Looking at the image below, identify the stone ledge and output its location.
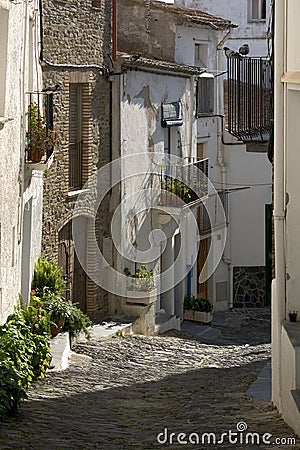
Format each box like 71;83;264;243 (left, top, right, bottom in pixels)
49;332;71;372
283;321;300;348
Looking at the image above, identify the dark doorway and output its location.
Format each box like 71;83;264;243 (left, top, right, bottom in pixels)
58;219;87;312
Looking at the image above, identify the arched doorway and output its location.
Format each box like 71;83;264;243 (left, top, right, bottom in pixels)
58;218;87;312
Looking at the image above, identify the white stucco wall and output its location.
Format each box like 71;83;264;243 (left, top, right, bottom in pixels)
176;0;270;57
272;0;300;437
226;144;272;266
285;89;300;315
175;25;219;69
0;0;43;322
119;68;197;311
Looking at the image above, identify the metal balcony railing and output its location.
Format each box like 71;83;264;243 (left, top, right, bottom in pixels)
26;92;54;166
155;160;209;207
225;56;272;142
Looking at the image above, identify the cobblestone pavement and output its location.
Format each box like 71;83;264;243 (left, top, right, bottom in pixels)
0;309;299;450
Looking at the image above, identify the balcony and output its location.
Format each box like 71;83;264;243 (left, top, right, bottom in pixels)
156;160;209;207
25;92;55;171
225;56;272;142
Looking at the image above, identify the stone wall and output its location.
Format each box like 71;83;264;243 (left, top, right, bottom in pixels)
41;0;112;318
233;266;266;308
118;0;177;60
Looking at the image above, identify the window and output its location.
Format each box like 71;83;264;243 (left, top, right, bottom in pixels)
69;84;83;190
194;43;208;68
0;8;9;117
161;102;183;127
249;0;266;21
196;73;214;116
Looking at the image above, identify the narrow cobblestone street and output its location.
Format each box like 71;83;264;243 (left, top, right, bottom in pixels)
0;310;299;450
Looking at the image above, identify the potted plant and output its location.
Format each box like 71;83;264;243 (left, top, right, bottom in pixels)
124;266;157;305
31;256;92;338
26;102;56;163
184;295;213;324
41;292;72;337
289;310;298;322
161;178;192;206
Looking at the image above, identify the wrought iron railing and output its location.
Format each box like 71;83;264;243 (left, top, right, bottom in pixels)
156;160;209;207
26;92;55;164
226;56;272;142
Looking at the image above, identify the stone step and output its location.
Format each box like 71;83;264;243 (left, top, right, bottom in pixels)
155;313;181;335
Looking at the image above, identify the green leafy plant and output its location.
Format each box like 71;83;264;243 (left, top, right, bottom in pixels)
21;294;51;336
162;178;192;200
32;255;66;297
40;290;72;328
124;265;156;292
0;309;51;417
32;256;92;338
64;303;92;339
184;295;213;313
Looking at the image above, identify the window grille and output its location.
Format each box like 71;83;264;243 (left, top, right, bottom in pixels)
161;102;183;127
226;56;272;142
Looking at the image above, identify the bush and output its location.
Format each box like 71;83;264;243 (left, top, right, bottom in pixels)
32;255;66;297
0;309;51;417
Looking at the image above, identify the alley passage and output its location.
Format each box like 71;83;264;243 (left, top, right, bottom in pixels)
0;312;299;450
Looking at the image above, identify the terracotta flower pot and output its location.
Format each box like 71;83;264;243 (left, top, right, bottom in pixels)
27;145;45;163
50;325;63;337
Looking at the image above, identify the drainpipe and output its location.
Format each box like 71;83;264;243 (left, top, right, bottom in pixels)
272;0;286;409
216;29;233;308
112;0;117;62
38;0;108;75
188;75;195;162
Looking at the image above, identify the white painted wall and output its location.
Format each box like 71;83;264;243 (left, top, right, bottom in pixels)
0;0;43;322
119;68;197;316
226;144;272;265
176;0;271;57
272;0;300;437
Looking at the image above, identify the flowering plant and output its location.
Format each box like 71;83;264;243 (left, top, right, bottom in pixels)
26;102;56;152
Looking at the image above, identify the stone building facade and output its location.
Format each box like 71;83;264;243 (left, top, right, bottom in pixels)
40;0;112;318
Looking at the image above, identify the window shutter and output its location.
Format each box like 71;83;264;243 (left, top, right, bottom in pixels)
69;84;83;190
197;74;214;116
